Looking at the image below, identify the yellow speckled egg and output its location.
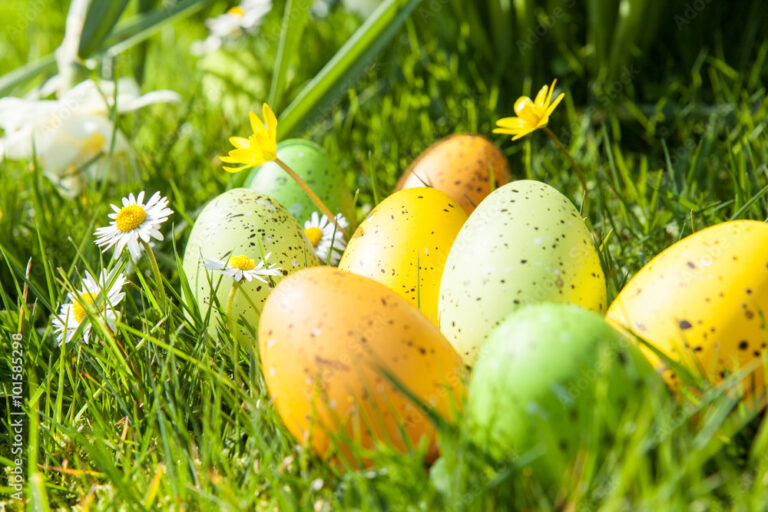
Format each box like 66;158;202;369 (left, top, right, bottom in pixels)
258;267;466;464
395;134;512;213
607;220;768;404
439;180;607;366
339;188;468;325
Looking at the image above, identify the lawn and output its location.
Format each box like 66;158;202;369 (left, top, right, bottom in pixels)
2;0;768;510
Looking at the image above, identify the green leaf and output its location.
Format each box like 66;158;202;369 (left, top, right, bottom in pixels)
102;0;216;58
78;0;131;58
0;54;56;97
0;0;214;97
268;0;313;111
277;0;423;139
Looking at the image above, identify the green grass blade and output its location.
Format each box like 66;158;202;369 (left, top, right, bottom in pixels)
78;0;131;58
268;0;313;111
102;0;216;58
277;0;423;138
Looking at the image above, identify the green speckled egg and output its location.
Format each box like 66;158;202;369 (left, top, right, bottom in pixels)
438;180;606;366
182;188;319;341
244;139;355;227
468;303;657;487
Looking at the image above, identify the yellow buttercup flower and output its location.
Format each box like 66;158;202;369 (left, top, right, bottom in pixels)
220;102;278;173
494;79;565;141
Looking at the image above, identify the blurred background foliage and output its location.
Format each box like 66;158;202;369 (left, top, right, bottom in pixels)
1;0;767;291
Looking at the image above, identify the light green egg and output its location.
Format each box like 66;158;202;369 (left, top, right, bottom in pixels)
438;180;607;366
467;303;658;489
244;139;356;228
182;188;319;342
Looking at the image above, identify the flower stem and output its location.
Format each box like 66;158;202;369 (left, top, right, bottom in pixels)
226;282;240;383
542;127;589;216
274;157;347;238
141;240;167;308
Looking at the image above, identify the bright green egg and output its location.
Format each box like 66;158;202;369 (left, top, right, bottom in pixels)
182;188;319;342
467;303;658;488
244;139;355;227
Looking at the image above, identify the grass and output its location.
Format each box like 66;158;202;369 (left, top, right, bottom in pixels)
2;0;768;509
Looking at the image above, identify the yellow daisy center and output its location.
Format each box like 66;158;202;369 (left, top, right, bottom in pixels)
227;6;245;16
115;205;147;232
72;293;99;323
304;227;323;247
229;254;256;271
81;132;106;155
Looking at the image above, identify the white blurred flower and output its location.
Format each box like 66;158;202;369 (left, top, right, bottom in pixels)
203;252;282;283
52;269;127;346
0;78;180;196
342;0;381;17
192;0;273;55
311;0;333;17
303;212;348;265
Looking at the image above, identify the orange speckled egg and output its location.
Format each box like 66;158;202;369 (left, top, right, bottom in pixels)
258;267;466;464
395;134;512;213
607;220;768;405
339;188;467;325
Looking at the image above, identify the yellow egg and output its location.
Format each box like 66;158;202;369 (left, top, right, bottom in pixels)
339;188;468;325
258;267;466;464
395;134;512;214
607;220;768;404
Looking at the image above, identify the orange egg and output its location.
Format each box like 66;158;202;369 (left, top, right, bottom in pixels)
395;134;512;213
258;267;466;464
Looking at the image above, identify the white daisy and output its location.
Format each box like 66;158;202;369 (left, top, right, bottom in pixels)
303;212;348;265
203;252;283;283
94;191;173;261
0;78;180;196
51;269;127;346
191;0;273;55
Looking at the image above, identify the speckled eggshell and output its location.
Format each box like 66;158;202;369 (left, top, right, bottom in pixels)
245;139;355;227
258;267;466;464
338;188;468;325
395;134;512;214
607;220;768;404
439;180;607;366
182;188;319;340
468;303;656;487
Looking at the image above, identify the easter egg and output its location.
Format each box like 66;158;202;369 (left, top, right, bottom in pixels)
468;303;656;486
339;188;468;325
182;188;319;340
439;180;606;366
395;134;512;213
258;267;466;463
607;220;768;403
245;139;355;227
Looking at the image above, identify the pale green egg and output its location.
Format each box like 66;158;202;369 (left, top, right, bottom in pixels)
438;180;606;366
182;188;319;342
